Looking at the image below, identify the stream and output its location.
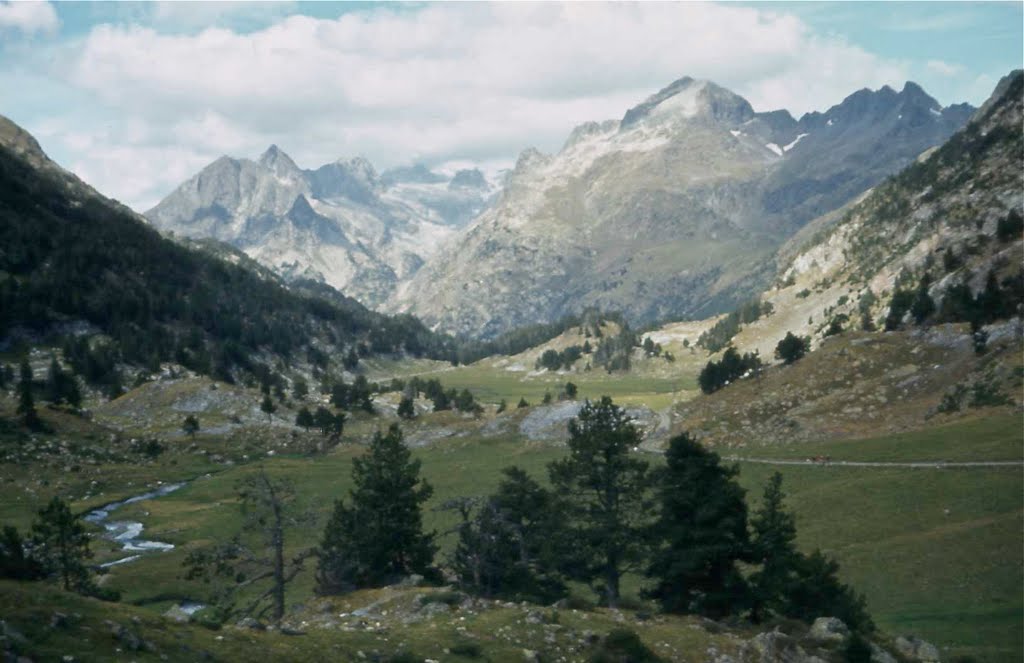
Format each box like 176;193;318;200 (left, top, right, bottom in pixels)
84;481;186;567
84;481;206;615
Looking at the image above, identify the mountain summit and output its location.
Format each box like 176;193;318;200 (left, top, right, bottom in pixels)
390;77;975;338
146;150;495;307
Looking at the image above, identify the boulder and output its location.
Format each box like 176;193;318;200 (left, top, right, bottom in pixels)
808;617;849;642
894;636;940;662
870;643;898;663
743;630;827;663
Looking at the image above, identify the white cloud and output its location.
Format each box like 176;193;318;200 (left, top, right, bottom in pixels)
0;0;58;35
49;2;912;210
927;60;965;77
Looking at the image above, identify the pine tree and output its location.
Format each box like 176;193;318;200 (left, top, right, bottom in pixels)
31;497;92;591
774;332;809;365
316;424;435;592
910;274;936;324
453;467;567;602
644;432;751;618
548;397;651;607
517;397;529;409
182;414;200;438
295;407;314;431
397;395;416;420
0;526;44;580
785;550;874;634
260;394;277;421
748;472;799;622
16;358;41;430
314;406;344;436
292;378;308;401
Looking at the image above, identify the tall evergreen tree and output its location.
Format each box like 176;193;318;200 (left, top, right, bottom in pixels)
0;526;44;581
260;394;277;421
910;273;936;324
30;497;92;592
316;424;435;592
295;407;314;431
644;433;751;618
785;550;874;634
748;472;799;622
453;467;566;602
16;358;41;430
397;395;416;420
548;397;651;607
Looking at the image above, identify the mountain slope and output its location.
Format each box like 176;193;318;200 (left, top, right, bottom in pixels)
0;115;455;385
146;148;495;307
725;69;1023;361
392;77;973;338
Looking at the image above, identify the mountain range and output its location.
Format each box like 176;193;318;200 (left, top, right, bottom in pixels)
147;77;974;338
146;148;495;308
392;77;974;337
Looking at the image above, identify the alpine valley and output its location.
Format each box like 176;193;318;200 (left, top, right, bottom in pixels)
0;33;1021;663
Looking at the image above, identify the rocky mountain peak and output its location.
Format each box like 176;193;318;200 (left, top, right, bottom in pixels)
0;114;47;167
257;144;303;179
620;76;754;129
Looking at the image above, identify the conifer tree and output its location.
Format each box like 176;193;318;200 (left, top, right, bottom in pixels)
31;497;92;591
295;407;314;431
910;273;936;324
182;414;200;438
748;472;799;622
316;425;435;592
16;358;41;430
397;395;416;420
548;397;651;607
644;432;751;618
260;394;277;421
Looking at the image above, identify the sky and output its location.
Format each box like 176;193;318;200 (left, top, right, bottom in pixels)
1;1;1021;212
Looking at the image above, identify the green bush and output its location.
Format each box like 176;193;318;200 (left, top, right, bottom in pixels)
589;628;662;663
449;641;484;658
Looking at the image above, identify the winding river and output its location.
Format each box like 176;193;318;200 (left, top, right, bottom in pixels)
84;482;186;568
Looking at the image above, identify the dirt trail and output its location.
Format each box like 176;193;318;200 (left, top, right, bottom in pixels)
722;457;1023;469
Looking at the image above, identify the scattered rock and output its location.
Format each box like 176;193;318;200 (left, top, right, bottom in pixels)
236;617;265;631
808;617;849;642
894;636;941;662
397;574;425;588
870;643;898;663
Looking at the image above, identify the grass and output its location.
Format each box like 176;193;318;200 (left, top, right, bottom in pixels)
728;413;1024;462
1;382;1020;661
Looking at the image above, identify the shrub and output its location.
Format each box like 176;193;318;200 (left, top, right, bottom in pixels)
589;628;662;663
774;333;809;365
449;642;484;658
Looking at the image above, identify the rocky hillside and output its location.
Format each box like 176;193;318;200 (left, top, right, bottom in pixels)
146;147;495;307
392;76;973;338
722;70;1023;360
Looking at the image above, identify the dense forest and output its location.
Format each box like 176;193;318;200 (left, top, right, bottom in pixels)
0;144;458;385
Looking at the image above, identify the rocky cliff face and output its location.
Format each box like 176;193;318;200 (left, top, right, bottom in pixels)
392;77;973;338
146;149;495;307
